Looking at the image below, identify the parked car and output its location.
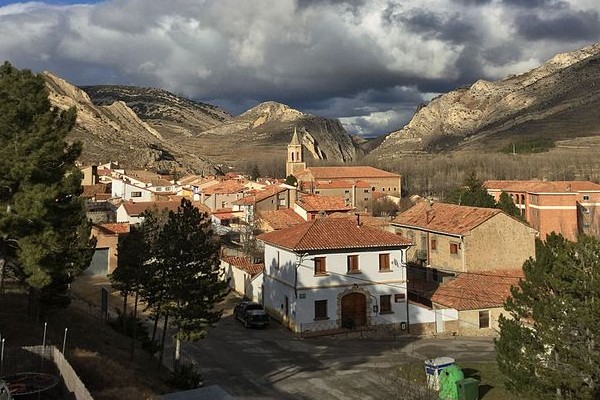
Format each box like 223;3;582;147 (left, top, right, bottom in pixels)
234;301;269;328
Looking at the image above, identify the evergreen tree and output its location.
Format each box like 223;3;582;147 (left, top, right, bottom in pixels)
496;191;524;220
154;199;229;369
445;171;496;208
495;234;600;399
0;62;94;311
284;174;298;187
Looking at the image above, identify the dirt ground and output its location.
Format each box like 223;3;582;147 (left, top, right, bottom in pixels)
0;280;174;400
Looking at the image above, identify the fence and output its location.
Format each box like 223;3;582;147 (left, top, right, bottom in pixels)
1;345;93;400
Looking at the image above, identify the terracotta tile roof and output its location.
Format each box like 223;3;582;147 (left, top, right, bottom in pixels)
81;183;110;198
328;212;391;229
302;166;401;179
484;180;600;193
314;180;371;189
296;195;354;212
94;222;130;235
125;170;173;186
392;202;501;235
258;217;412;251
122;200;210;216
221;256;264;277
431;269;524;310
201;180;246;195
259;208;305;230
233;187;286;205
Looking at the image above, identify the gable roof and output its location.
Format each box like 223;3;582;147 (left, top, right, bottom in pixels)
121;200;210;216
202;180;246;195
258;217;412;252
484;180;600;193
81;183;110;198
295;194;354;212
392;202;501;236
431;269;523;310
300;166;400;180
221;256;264;277
259;208;305;230
94;222;130;235
233;186;286;206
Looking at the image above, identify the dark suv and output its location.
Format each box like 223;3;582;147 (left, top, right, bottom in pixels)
234;301;270;328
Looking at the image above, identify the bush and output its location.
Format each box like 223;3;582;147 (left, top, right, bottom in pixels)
170;362;203;390
108;309;156;353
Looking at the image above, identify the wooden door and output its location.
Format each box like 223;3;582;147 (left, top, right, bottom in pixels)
341;293;367;328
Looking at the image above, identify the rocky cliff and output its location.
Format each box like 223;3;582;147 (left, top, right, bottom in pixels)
44;72;217;173
372;42;600;158
174;101;358;166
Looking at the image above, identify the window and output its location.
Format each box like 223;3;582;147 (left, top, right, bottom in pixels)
479;310;490;329
379;253;391;271
314;300;328;320
279;198;286;206
275;251;280;269
380;295;392;313
395;229;403;236
450;243;458;254
394;293;405;302
347;255;360;273
156;187;163;192
364;189;369;194
431;239;437;251
583;195;590;201
345;190;350;194
131;191;142;197
314;257;327;275
315;190;320;194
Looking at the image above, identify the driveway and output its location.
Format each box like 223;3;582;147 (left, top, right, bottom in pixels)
181;312;496;400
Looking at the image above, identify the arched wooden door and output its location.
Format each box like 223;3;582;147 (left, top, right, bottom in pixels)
341;292;367;328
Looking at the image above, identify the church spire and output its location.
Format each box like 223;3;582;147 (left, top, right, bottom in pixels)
290;126;301;146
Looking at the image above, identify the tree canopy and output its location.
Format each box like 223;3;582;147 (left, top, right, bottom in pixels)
0;62;94;303
495;234;600;399
445;171;496;208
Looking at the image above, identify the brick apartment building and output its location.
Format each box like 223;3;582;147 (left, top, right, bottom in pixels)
484;180;600;240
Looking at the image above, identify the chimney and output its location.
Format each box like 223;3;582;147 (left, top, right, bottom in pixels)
425;198;435;223
355;212;362;227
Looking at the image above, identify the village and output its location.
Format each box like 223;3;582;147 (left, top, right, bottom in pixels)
69;129;600;399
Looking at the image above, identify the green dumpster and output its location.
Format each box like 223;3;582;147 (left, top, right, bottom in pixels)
457;377;479;400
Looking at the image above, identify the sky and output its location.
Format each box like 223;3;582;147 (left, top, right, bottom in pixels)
1;0;600;137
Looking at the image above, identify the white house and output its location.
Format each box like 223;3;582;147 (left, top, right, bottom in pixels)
220;256;264;303
258;217;413;334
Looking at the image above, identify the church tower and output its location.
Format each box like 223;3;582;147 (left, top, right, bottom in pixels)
286;127;306;177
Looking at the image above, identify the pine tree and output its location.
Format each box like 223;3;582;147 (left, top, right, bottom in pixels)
0;62;94;312
445;171;496;208
496;191;524;220
495;234;600;399
154;198;229;369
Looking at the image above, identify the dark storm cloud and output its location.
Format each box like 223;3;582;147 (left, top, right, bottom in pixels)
400;10;476;44
1;0;599;136
515;10;600;41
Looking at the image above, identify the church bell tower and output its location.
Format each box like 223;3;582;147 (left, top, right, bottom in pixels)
286;127;306;177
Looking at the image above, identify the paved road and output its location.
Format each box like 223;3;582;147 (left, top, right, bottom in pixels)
181;314;496;400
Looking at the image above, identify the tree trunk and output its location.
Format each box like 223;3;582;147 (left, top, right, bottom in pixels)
174;336;181;373
151;309;160;345
0;259;5;296
122;290;128;331
130;290;139;361
158;313;169;370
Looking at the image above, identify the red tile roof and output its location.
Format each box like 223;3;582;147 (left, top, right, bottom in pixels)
258;217;412;251
221;256;264;277
81;183;110;198
301;166;400;179
431;269;524;310
392;202;501;235
259;208;305;230
328;212;391;229
296;195;354;212
233;186;286;205
484;180;600;193
94;222;130;235
314;180;372;189
202;180;246;195
122;200;210;216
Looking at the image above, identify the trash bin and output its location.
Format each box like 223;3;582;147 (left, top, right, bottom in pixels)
424;357;455;391
457;377;479;400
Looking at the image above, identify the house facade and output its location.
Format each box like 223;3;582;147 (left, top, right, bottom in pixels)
258;218;412;333
484;180;600;240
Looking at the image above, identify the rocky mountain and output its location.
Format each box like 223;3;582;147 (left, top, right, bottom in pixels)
170;101;358;166
44;72;218;173
81;85;232;138
372;42;600;158
81;86;357;170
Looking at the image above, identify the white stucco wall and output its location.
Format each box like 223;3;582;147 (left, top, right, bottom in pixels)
111;179;152;201
262;243;409;332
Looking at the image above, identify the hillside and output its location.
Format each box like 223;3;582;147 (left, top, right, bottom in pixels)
171;101;358;167
44;72;218;173
371;42;600;158
81;85;232;138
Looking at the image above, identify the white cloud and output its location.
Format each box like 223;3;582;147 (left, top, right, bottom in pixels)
0;0;599;135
